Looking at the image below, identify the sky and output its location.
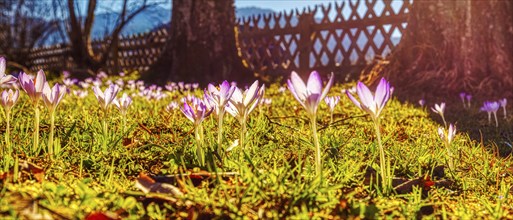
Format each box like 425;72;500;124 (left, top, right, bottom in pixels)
235;0;337;12
153;0;343;13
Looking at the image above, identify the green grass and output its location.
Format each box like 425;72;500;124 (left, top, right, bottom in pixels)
0;76;512;219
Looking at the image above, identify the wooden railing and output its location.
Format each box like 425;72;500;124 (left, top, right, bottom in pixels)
28;0;411;79
237;0;411;79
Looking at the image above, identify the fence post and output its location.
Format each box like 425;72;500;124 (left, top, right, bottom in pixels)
298;12;314;77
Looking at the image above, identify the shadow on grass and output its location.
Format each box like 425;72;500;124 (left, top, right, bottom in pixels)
403;95;513;158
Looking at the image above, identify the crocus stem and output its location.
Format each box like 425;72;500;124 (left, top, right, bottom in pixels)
5;109;10;155
330;111;334;125
195;124;205;167
444;140;454;171
310;114;321;178
493;112;498;127
102;109;108;150
217;110;224;154
441;115;447;128
374;119;389;194
33;106;40;155
122;114;127;136
503;107;507;119
48;110;55;157
240;116;247;151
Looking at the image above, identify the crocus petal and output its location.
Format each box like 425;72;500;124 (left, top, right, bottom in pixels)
208;84;219;95
438;127;445;140
243;80;259;106
356;82;374;108
289;71;307;100
231;87;243;103
219;80;230;95
374;78;390;108
306;71;323;95
288;79;307;110
35;70;46;93
0;57;5;75
247;85;265;114
320;72;334;101
346;90;361;110
92;87;104;103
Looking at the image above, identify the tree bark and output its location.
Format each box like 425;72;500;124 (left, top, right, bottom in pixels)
381;0;513;101
149;0;252;85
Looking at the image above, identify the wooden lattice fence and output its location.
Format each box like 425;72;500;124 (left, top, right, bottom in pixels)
28;0;411;79
238;0;411;79
28;29;169;74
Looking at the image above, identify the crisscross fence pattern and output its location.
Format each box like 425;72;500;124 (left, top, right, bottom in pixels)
238;0;411;79
28;0;411;78
28;29;169;73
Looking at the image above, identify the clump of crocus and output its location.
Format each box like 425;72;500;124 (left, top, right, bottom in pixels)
226;80;265;151
42;82;66;157
346;78;392;193
499;98;507;119
181;95;213;167
205;81;235;154
93;84;120;150
324;96;340;124
288;71;334;177
431;103;447;127
0;57;16;85
19;70;46;155
480;101;500;127
1;89;19;154
113;93;132;135
438;124;456;171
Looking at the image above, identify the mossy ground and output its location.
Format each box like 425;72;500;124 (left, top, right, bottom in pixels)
0;76;512;219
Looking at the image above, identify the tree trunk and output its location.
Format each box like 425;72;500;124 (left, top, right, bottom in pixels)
381;0;513;101
150;0;252;85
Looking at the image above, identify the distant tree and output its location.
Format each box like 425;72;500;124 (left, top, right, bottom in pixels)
381;0;513;100
149;0;252;85
0;0;58;71
63;0;164;76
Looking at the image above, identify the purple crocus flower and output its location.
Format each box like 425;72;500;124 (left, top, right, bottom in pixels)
226;80;265;122
206;80;236;116
324;96;340;112
466;94;472;108
0;89;19;111
92;84;120;111
113;93;132;115
0;57;16;85
346;77;391;120
19;70;46;105
481;101;500;127
73;90;88;98
418;99;426;107
181;96;213;126
42;82;67;111
346;77;393;190
325;95;340;125
438;123;457;170
459;92;466;108
166;101;179;113
499;98;507;119
431;102;447;127
260;98;272;106
287;71;334;117
438;124;456;144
